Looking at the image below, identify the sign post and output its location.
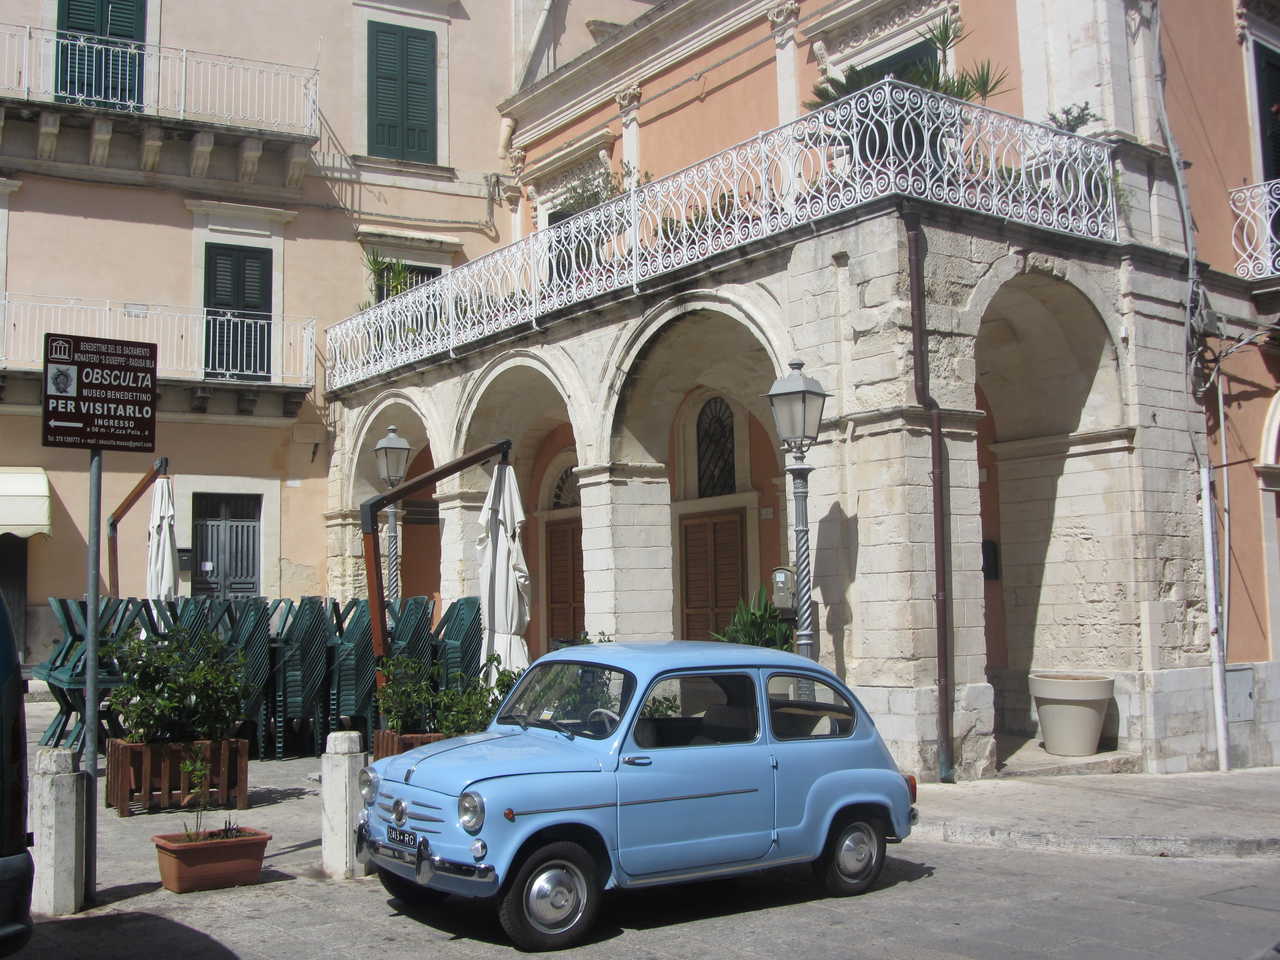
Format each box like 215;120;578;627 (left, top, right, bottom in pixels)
42;333;157;906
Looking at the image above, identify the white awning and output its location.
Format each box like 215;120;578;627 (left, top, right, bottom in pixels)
0;467;51;538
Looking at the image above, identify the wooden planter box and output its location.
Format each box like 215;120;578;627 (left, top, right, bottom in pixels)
106;739;250;817
372;729;445;760
153;827;271;893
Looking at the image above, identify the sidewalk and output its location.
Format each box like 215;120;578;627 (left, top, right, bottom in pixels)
916;766;1280;858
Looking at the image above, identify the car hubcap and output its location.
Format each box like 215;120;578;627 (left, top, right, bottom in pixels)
525;861;586;934
837;823;875;879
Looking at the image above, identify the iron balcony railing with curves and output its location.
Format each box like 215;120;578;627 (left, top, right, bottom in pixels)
326;79;1119;392
1229;179;1280;280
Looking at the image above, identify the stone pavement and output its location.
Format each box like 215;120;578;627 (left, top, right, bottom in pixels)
20;698;1280;959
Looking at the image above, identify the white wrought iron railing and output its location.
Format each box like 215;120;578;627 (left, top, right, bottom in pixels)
326;79;1118;391
1229;178;1280;280
0;293;315;388
0;23;319;138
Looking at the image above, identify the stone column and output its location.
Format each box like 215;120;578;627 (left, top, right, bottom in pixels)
321;731;372;879
577;461;674;642
31;747;85;916
325;508;365;600
436;475;487;604
768;2;801;124
615;84;641;182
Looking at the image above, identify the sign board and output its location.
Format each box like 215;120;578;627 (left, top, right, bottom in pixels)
42;333;157;452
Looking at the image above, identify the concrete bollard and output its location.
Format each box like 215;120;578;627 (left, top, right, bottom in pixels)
31;747;85;915
321;731;372;879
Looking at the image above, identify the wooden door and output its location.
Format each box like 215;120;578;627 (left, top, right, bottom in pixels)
680;511;744;642
546;518;584;644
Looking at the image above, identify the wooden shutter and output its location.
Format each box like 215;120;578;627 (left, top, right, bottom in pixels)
368;21;437;164
59;0;104;34
1258;43;1280;181
681;512;745;642
204;245;272;380
546;519;584;642
57;0;145;107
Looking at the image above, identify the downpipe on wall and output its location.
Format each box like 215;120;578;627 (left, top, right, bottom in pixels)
904;208;955;783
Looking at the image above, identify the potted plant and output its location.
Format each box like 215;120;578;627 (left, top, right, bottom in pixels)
1028;672;1115;756
151;752;271;893
372;655;445;760
104;627;251;817
712;587;794;650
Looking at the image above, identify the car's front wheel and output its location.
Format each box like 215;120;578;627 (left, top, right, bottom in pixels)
498;840;600;951
813;814;886;896
377;867;449;908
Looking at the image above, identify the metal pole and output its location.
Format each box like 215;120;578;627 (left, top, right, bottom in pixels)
386;499;400;607
1200;465;1230;771
83;447;102;905
788;453;816;661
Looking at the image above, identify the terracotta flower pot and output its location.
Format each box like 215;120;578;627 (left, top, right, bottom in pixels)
1029;673;1115;757
152;827;271;893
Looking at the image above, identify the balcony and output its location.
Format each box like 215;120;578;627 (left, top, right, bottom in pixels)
0;24;318;139
0;293;315;395
326;79;1118;393
1230;179;1280;281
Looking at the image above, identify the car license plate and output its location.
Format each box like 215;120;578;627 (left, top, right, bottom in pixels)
387;826;417;849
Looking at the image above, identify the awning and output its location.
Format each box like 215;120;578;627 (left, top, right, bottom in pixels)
0;467;51;537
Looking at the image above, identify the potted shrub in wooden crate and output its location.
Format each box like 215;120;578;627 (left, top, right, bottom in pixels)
372;654;524;759
152;753;270;893
104;627;251;817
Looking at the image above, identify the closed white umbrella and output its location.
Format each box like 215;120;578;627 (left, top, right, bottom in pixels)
146;476;178;600
477;464;531;672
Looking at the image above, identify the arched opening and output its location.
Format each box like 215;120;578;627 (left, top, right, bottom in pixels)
611;309;785;641
460;363;576;658
975;273;1128;755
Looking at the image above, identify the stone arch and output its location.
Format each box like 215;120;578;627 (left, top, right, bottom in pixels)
593;285;789;460
343;389;440;511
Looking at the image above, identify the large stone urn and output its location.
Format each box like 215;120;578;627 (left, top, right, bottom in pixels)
1028;673;1115;756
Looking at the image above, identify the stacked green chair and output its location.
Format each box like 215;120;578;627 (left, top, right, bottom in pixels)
435;597;483;687
388;596;437;687
273;596;334;758
33;597;128;749
227;597;280;758
328;599;378;745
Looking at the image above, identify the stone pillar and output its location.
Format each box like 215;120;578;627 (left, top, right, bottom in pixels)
325;508;364;600
577;461;674;642
321;731;372;879
31;747;85;916
615;85;641;181
436;476;487;604
768;2;801;124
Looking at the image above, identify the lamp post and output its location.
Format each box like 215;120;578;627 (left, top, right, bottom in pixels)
766;360;829;661
373;425;411;605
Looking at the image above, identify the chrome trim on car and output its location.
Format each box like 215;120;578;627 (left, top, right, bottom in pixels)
619;787;758;807
355;822;495;884
624;853;813;887
508;800;616;819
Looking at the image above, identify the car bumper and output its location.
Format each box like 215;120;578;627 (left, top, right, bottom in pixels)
355;820;499;897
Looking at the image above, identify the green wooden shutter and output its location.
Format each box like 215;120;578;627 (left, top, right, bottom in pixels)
204;245;273;381
57;0;145;108
368;21;437;164
58;0;145;39
58;0;103;35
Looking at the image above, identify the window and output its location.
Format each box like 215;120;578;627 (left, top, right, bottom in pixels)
204;244;272;381
870;38;936;82
56;0;146;109
697;397;736;498
368;21;438;164
632;673;758;747
550;466;580;509
767;673;855;740
375;263;440;303
1257;41;1280;181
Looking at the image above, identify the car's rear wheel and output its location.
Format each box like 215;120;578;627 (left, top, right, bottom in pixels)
813;814;886;896
377;866;449;907
498;840;600;952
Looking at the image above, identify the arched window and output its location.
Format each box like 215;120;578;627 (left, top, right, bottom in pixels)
550;465;580;509
697;397;735;498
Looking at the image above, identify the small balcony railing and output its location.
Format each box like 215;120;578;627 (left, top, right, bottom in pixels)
326;78;1118;392
0;293;315;388
1229;179;1280;280
0;23;319;138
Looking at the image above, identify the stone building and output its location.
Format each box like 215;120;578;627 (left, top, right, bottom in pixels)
324;0;1280;780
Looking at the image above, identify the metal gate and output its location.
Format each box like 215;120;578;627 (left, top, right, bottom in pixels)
192;493;261;596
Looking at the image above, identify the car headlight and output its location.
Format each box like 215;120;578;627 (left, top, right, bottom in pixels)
458;791;485;834
358;767;379;806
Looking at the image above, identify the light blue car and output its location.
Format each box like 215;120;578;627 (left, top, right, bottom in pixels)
355;641;916;951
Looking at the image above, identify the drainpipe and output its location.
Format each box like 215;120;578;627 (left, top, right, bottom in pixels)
904;208;955;783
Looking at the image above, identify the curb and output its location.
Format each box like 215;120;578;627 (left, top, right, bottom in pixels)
913;818;1280;859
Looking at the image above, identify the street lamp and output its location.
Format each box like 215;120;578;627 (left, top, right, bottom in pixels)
374;425;412;605
766;360;829;661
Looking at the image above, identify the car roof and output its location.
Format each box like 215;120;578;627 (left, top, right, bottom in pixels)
538;640;840;681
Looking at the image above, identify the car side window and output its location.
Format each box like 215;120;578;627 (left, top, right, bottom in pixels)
767;674;856;740
632;673;758;748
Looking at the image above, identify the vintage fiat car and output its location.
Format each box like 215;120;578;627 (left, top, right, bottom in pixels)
356;641;916;951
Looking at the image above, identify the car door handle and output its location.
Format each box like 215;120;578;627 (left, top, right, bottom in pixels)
622;755;652;766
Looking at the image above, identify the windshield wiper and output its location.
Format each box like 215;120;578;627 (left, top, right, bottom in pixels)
497;711;529;731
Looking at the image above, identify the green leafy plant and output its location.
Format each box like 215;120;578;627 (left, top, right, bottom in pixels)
376;655;432;734
1046;101;1103;134
432;655;524;737
107;627;247;743
178;752;248;843
711;587;794;651
555;161;649;218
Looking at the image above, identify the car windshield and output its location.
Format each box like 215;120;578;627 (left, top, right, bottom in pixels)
497;660;635;739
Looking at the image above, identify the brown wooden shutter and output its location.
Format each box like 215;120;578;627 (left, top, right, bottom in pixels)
681;511;744;642
546;519;583;643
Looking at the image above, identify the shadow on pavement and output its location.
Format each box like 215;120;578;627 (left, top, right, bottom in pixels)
27;911;238;959
247;785;314;806
92;881;163;906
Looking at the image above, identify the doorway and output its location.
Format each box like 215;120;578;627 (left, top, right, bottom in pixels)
192;493;261;596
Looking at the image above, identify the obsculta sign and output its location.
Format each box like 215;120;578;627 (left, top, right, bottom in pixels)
42;333;157;453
